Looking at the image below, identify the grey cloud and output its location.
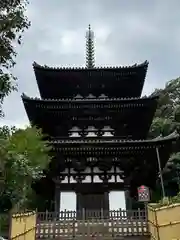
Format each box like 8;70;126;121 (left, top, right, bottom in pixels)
2;0;180;126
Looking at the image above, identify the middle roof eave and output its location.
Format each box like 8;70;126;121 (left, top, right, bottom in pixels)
21;94;159;105
50;131;179;146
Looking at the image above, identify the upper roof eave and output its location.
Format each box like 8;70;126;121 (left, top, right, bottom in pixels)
33;60;149;71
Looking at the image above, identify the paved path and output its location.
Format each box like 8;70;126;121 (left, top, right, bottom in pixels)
121;237;150;240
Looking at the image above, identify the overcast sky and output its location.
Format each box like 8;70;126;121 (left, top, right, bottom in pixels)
3;0;180;210
2;0;180;127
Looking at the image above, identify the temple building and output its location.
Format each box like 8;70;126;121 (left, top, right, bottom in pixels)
22;25;178;214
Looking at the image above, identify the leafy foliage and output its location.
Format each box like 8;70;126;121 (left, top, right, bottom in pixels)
0;126;51;212
0;0;30;114
149;117;177;138
150;193;180;209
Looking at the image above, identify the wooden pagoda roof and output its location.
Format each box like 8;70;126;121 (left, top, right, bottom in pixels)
22;95;158;139
33;61;148;99
49;133;178;185
22;94;158;107
51;132;178;152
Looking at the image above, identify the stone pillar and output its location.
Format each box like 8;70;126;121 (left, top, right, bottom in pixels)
54;184;60;213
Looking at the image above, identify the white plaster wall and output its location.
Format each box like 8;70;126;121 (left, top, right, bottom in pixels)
60;191;126;211
60;192;76;211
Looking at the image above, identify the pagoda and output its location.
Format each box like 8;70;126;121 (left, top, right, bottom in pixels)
22;25;178;215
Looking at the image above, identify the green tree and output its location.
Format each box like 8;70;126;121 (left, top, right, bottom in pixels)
163;153;180;188
149;77;180;197
150;77;180;119
0;0;30;113
149;77;180;139
149;117;177;138
0;126;51;212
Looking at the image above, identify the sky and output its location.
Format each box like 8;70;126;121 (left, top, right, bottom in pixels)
2;0;180;209
2;0;180;127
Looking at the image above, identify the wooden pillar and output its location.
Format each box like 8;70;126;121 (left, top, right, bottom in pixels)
76;192;82;219
124;189;132;210
54;184;60;212
103;191;110;218
124;177;133;215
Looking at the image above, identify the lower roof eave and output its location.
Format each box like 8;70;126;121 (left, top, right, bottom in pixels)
50;132;179;151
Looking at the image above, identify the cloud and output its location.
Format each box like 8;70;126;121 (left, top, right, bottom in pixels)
2;0;180;211
2;0;180;127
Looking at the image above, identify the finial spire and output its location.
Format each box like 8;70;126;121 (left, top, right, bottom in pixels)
86;24;95;68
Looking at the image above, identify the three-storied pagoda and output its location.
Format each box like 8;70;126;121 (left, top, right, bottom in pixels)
22;25;178;214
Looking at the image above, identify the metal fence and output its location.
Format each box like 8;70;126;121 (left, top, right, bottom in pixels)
36;209;149;239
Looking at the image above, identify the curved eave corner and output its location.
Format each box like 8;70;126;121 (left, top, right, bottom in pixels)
21;93;41;104
152;131;179;142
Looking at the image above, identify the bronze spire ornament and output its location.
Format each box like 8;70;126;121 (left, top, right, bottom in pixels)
85;24;95;68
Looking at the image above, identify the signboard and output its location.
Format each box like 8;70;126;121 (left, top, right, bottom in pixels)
137;185;150;202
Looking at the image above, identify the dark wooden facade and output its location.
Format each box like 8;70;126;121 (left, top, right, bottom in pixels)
22;60;178;215
22;94;158;139
33;61;148;99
